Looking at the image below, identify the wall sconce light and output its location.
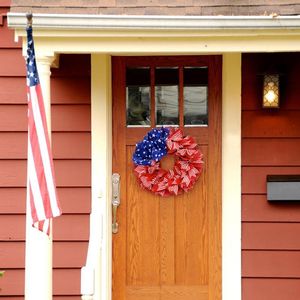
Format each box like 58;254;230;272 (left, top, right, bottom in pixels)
263;74;280;108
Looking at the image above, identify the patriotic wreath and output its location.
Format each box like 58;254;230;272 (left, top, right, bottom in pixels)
132;127;204;197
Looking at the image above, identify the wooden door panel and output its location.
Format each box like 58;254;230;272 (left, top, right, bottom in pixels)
127;146;160;285
126;146;208;287
127;286;208;300
175;146;208;285
112;56;221;300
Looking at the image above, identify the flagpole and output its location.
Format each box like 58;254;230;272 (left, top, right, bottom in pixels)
25;13;53;300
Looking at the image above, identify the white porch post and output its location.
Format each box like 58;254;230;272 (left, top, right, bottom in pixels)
81;54;112;300
222;53;242;300
25;55;55;300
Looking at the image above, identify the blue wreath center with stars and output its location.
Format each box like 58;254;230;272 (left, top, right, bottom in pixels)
132;127;170;166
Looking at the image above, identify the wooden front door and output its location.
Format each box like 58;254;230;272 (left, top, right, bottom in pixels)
112;56;222;300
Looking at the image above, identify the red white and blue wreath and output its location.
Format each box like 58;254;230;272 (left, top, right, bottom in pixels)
132;127;204;197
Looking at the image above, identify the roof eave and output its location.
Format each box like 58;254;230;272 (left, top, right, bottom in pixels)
8;12;300;31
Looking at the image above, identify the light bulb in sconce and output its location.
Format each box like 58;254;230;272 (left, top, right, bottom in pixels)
263;74;280;108
265;89;276;104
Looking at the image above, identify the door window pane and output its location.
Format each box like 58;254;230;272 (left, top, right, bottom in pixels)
126;67;150;126
155;67;179;126
184;67;208;126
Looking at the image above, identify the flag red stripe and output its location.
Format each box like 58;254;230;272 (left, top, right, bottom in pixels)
29;186;38;222
27;85;61;235
28;91;53;219
35;85;53;164
28;88;60;233
32;85;61;217
35;84;61;203
35;85;61;215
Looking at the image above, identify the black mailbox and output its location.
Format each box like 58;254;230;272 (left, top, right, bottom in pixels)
267;175;300;201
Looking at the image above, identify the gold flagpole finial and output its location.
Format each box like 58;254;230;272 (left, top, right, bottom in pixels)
26;13;33;28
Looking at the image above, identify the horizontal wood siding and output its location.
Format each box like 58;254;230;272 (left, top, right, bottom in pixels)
243;251;300;277
0;187;90;214
0;3;25;298
0;132;90;158
0;78;27;103
0;269;82;296
0;2;91;296
243;278;300;300
243;223;300;250
0;297;81;300
51;53;91;298
242;53;300;300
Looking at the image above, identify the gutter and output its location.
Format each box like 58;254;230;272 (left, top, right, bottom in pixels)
7;13;300;31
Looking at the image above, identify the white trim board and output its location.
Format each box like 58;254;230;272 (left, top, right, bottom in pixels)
222;53;242;300
8;13;300;31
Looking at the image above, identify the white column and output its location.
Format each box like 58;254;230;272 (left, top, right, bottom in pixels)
81;54;112;300
25;55;55;300
222;53;242;300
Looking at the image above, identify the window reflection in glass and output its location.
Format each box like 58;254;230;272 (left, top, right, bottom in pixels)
184;67;208;126
126;67;150;126
155;67;179;126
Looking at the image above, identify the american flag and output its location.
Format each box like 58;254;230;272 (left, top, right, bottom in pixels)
26;26;62;235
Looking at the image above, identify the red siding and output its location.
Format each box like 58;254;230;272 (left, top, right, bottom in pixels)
0;78;27;103
0;132;90;159
243;251;300;277
0;105;27;130
243;223;300;250
243;111;300;138
0;242;24;268
243;279;300;300
0;269;24;296
0;0;91;297
1;296;81;300
242;53;300;299
52;105;91;132
58;187;90;214
0;215;25;240
242;166;300;194
51;54;91;298
0;188;26;213
0;4;26;298
53;215;90;241
0;187;90;214
53;242;88;267
52;78;90;104
0;297;80;300
0;15;21;48
243;195;300;222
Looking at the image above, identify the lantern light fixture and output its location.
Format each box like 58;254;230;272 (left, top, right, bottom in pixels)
263;74;280;108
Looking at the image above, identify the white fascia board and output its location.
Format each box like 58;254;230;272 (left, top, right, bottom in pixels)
8;12;300;32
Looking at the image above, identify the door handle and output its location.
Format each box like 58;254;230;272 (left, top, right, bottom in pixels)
112;173;120;234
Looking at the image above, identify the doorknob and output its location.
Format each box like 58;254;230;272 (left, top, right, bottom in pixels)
112;173;120;234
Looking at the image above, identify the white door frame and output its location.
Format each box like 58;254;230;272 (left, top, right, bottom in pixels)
90;53;241;300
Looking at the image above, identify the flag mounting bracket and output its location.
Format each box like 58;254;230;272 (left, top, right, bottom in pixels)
26;12;32;28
